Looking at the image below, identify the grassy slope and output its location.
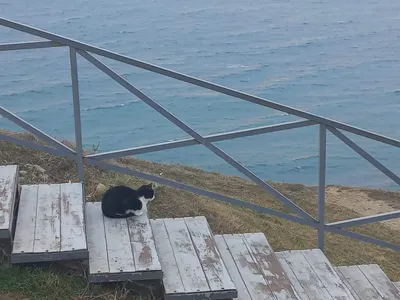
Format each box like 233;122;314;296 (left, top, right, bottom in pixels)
0;131;399;299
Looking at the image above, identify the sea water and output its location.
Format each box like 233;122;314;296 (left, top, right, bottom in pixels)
0;0;399;189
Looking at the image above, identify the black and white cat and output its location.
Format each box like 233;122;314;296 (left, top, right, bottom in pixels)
101;183;155;218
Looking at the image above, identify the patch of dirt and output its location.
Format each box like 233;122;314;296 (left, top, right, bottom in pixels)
366;189;400;209
326;186;400;231
0;293;28;300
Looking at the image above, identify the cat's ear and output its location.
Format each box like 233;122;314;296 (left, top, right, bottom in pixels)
148;183;154;188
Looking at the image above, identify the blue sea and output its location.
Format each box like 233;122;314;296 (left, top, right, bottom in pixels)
0;0;399;190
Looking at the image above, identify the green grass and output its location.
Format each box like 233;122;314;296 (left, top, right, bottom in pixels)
0;261;160;300
0;264;96;300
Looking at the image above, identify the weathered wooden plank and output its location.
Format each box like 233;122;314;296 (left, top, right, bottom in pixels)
302;249;354;300
335;268;362;300
214;235;252;300
127;213;161;272
358;264;400;300
33;184;61;253
281;250;334;300
184;217;236;293
12;185;39;254
244;233;299;300
60;183;86;252
103;213;135;273
163;218;209;293
89;269;162;283
336;266;383;300
150;219;185;295
394;282;400;292
0;165;18;238
276;253;311;300
85;202;109;274
224;234;274;300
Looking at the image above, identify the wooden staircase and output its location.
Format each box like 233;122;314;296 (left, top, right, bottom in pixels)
215;233;298;300
394;282;400;292
1;164;400;300
335;265;400;300
151;217;237;300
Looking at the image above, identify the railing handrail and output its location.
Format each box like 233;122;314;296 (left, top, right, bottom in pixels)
0;18;399;252
0;17;399;148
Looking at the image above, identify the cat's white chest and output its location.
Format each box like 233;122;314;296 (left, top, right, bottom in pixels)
125;195;152;216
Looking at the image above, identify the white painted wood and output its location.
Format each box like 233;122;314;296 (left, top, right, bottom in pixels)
85;202;109;274
12;185;39;254
243;233;299;300
184;217;235;292
394;282;400;292
150;219;185;294
103;213;135;273
281;250;333;300
358;264;400;300
214;235;252;300
336;266;383;300
127;213;161;272
33;184;61;253
0;165;18;237
163;218;209;293
335;267;362;300
302;249;355;300
276;252;311;300
60;183;86;252
223;234;275;300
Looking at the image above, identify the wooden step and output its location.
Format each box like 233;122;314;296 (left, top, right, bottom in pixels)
393;281;400;293
11;183;88;263
0;165;19;242
86;202;162;283
150;216;237;300
276;249;355;300
214;233;299;300
335;265;400;300
394;282;400;293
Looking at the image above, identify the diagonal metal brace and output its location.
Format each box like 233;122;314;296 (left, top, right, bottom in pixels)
0;106;75;153
328;127;400;185
0;132;76;159
78;50;316;223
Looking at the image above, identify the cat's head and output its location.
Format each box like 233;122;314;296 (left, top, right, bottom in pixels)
137;183;155;201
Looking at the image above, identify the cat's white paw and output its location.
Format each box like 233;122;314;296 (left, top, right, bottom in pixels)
134;210;144;216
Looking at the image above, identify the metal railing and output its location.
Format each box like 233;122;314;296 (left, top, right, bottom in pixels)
0;18;399;252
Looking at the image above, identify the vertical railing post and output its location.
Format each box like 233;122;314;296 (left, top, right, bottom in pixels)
69;47;85;182
318;124;327;251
